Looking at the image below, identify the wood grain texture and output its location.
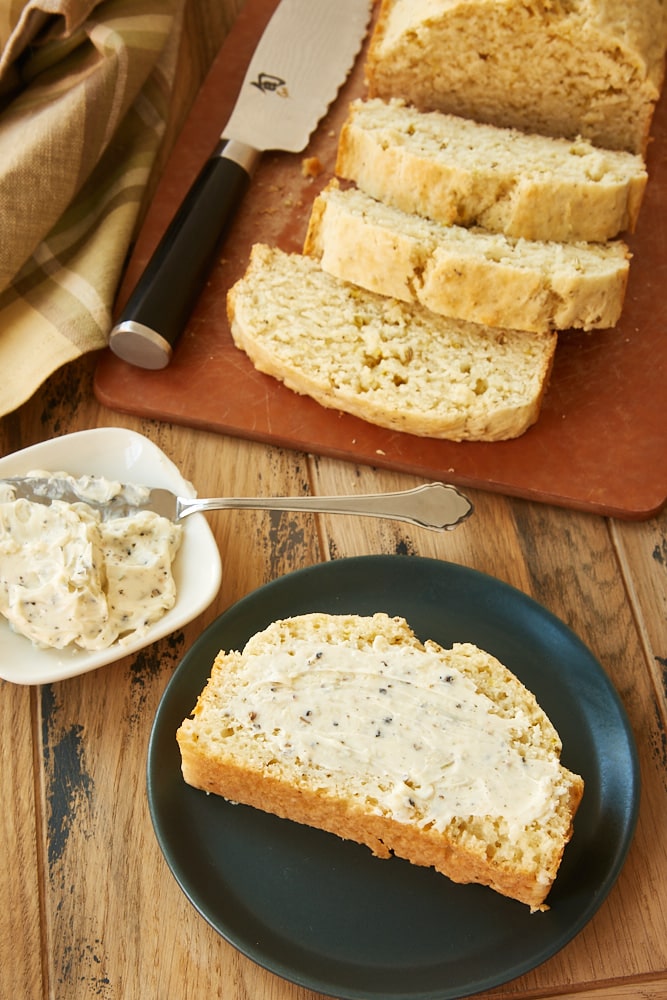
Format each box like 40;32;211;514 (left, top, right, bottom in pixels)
1;2;667;998
3;357;667;1000
6;355;667;1000
0;683;44;999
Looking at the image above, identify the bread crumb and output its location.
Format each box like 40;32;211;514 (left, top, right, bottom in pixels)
302;156;323;178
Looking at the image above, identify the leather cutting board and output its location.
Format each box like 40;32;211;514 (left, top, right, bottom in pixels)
94;0;667;520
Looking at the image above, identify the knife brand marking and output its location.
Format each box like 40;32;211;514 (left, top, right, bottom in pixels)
251;72;289;97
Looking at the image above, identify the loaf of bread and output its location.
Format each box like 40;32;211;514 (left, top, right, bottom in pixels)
305;180;631;333
336;100;647;243
227;243;557;442
177;612;585;911
365;0;667;155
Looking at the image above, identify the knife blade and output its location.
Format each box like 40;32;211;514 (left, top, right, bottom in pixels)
108;0;372;370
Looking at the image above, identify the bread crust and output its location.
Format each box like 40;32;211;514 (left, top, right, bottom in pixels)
228;244;557;443
364;0;666;155
177;613;585;912
305;181;631;333
179;740;583;911
335;100;648;242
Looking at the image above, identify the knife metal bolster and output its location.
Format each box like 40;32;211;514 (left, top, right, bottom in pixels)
216;138;262;175
109;153;252;364
109;321;173;370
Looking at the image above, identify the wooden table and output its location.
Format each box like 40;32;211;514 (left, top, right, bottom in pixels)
2;5;667;1000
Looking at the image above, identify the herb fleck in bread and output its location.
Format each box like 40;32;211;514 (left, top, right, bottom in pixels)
305;180;631;333
364;0;666;155
336;99;647;242
177;612;584;912
227;244;557;442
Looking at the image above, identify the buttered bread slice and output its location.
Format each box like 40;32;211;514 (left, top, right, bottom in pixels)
227;244;557;442
305;181;631;333
177;612;584;911
336;99;647;242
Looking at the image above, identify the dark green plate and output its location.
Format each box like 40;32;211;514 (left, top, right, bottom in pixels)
147;555;639;1000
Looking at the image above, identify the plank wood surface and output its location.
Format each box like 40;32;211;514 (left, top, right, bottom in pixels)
1;3;667;999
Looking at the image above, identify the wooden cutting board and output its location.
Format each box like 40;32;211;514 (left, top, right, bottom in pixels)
94;0;667;520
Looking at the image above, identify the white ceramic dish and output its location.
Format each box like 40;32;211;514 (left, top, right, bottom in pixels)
0;427;222;685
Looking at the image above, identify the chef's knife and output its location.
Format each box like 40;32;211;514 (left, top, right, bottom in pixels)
109;0;373;370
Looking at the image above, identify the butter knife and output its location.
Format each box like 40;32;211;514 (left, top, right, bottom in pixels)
1;478;473;532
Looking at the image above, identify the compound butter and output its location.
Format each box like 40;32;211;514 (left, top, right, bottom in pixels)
0;473;182;650
220;637;566;839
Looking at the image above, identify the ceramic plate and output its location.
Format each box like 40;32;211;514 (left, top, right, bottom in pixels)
0;427;221;684
147;555;639;1000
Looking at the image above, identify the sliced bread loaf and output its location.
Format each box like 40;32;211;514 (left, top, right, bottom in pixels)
365;0;666;155
227;244;557;442
336;99;647;242
177;611;585;911
304;181;631;333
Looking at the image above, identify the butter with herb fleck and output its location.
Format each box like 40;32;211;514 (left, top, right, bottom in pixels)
0;473;182;650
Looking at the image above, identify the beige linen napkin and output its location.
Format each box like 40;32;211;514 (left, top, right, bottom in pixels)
0;0;185;416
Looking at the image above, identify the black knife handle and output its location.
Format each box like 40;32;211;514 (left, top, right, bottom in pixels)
109;139;260;370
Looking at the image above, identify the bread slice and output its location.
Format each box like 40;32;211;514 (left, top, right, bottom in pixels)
227;244;557;442
364;0;666;155
336;99;647;242
177;612;585;912
305;180;631;333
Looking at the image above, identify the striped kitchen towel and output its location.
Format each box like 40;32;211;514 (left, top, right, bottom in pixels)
0;0;184;415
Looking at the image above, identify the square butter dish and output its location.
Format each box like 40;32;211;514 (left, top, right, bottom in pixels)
0;427;222;685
